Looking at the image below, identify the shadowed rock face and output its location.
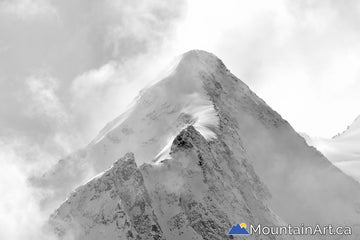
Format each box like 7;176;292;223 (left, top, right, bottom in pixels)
50;153;164;240
51;126;290;240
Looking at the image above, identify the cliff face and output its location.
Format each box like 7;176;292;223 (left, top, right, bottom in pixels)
50;126;288;240
50;152;164;240
47;50;360;239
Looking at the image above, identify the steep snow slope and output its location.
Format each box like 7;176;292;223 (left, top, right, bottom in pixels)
45;50;360;239
307;115;360;182
36;51;220;200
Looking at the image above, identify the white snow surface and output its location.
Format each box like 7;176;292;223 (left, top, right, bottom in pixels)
306;115;360;182
90;50;219;165
38;50;222;199
51;132;289;240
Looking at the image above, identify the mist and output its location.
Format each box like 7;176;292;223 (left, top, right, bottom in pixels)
0;0;186;239
1;0;360;239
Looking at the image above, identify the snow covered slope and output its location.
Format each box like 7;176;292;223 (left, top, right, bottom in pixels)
46;50;360;239
36;51;221;200
306;115;360;182
50;127;290;240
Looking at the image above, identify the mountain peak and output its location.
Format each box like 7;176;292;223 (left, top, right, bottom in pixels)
173;50;227;77
332;114;360;139
180;49;219;62
43;52;360;239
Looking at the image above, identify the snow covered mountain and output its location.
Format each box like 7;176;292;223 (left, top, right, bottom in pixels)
45;50;360;239
306;115;360;183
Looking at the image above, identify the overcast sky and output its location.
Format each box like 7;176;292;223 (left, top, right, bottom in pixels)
176;0;360;139
1;0;359;153
0;1;360;238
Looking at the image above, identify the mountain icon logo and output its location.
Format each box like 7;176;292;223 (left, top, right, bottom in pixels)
228;223;250;235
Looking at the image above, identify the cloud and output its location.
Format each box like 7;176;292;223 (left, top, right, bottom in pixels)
0;0;187;144
0;139;57;240
23;73;85;156
171;0;360;138
26;74;68;123
0;0;187;239
3;0;360;239
0;0;58;20
69;51;177;143
71;62;119;100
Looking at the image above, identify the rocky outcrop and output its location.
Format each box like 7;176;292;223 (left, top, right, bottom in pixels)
50;126;291;239
50;153;164;240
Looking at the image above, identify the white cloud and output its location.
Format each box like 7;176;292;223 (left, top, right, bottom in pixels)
0;0;58;20
71;62;119;100
69;51;176;143
1;0;360;238
170;0;360;138
24;74;85;156
0;139;57;240
0;0;186;239
0;0;187;147
26;74;68;122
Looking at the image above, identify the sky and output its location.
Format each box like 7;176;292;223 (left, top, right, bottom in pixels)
0;0;360;239
174;0;360;139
